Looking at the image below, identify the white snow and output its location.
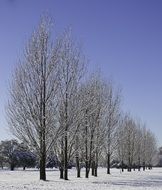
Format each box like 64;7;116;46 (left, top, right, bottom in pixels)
0;168;162;190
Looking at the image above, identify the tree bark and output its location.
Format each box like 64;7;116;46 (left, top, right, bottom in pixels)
121;160;124;172
91;161;95;176
10;163;15;171
59;167;64;179
76;156;81;178
143;161;145;171
94;163;98;177
64;91;68;180
107;153;110;174
40;147;46;180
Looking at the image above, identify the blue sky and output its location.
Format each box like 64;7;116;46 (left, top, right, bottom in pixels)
0;0;162;145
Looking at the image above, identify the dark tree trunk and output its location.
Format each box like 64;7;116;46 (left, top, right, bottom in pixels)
85;109;89;178
40;149;46;180
64;91;68;180
59;167;64;179
85;161;89;178
10;163;15;171
39;58;47;181
76;156;81;178
85;169;89;178
143;161;145;171
64;133;68;180
23;166;26;170
94;163;98;177
39;125;46;181
107;153;110;174
138;157;141;171
91;161;95;176
59;138;64;179
133;164;135;171
121;160;124;172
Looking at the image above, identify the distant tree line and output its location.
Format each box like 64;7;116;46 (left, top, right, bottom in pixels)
6;16;157;181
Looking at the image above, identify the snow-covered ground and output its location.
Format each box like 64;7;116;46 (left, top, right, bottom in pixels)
0;167;162;190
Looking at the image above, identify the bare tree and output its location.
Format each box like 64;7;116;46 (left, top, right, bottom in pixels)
78;73;105;178
103;81;121;174
116;115;127;172
56;29;85;180
144;129;157;169
7;17;59;180
134;123;142;171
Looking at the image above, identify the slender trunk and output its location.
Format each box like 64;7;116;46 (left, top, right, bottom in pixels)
91;161;95;176
121;160;124;172
59;167;64;179
94;148;98;177
128;153;131;172
143;161;145;171
39;52;47;181
76;156;81;178
40;131;46;181
40;103;46;180
64;91;68;180
75;133;81;178
23;166;26;170
59;150;64;179
40;151;46;180
85;166;89;178
94;162;98;177
138;157;141;171
85;109;89;178
107;153;110;174
64;132;68;180
10;163;15;171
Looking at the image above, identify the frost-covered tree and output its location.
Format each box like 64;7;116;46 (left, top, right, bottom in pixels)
134;122;143;171
78;74;104;178
55;29;85;180
144;129;157;169
124;115;137;172
102;81;121;174
116;116;127;172
7;17;60;180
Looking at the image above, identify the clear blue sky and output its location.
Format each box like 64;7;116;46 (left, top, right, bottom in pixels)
0;0;162;145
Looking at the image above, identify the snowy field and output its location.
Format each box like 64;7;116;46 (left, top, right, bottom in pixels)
0;167;162;190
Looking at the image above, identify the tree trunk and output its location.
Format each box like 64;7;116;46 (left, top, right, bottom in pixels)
40;150;46;180
59;167;64;179
94;163;98;177
64;133;68;180
39;57;47;181
121;160;124;172
107;153;110;174
10;163;15;171
91;161;95;176
143;161;145;171
138;157;140;171
76;156;81;178
85;165;89;178
64;91;68;180
23;166;26;170
85;109;89;178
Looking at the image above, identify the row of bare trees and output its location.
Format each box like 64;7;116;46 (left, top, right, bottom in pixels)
117;116;157;172
7;17;157;181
